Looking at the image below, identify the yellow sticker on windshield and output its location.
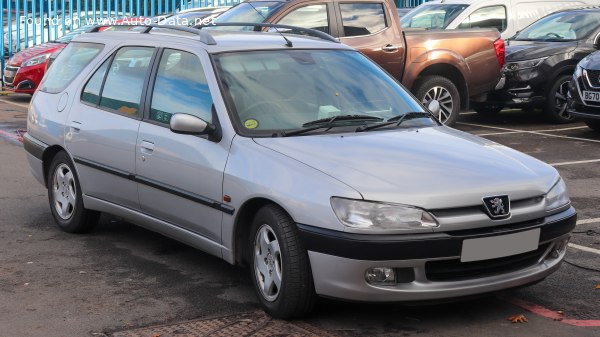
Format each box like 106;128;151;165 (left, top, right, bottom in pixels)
244;119;259;129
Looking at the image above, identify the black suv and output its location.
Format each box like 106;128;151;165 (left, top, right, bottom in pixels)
568;50;600;131
476;8;600;123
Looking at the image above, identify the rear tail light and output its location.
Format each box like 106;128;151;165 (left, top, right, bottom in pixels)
493;38;505;69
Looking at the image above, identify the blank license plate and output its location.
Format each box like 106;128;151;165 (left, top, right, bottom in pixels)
583;90;600;102
461;229;540;262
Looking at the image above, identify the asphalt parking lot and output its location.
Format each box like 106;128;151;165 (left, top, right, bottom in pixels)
0;94;599;337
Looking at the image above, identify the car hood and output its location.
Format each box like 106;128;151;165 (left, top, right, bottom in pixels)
254;126;558;209
579;50;600;70
7;43;65;66
505;40;577;61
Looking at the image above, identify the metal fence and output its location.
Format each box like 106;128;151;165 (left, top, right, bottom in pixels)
1;0;427;77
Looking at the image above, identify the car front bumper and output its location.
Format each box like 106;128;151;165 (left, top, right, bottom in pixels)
299;207;576;302
487;67;547;108
567;74;600;121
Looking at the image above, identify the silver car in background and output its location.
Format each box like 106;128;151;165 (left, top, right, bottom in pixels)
24;24;576;318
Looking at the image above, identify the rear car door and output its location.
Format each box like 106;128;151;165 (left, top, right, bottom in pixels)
335;1;405;79
135;47;231;243
67;45;157;210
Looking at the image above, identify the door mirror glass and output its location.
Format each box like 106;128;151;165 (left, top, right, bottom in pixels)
428;100;441;116
170;113;213;135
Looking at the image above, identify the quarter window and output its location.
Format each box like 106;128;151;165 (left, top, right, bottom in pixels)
150;49;213;124
98;47;155;116
458;6;507;32
39;42;104;93
81;59;109;105
340;3;387;37
279;4;330;34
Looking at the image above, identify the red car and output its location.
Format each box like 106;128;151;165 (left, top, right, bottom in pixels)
3;26;93;94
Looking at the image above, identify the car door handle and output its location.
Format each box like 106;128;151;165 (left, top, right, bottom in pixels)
140;141;155;155
70;121;81;133
382;44;400;53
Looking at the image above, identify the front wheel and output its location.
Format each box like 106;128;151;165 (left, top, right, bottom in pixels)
414;75;461;126
545;75;574;124
248;204;316;318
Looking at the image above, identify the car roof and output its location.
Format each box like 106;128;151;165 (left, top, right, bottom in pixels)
71;28;353;53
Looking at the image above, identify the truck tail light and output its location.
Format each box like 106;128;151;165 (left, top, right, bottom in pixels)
493;38;505;69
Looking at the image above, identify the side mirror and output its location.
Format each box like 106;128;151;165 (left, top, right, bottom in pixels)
170;113;215;135
427;100;441;116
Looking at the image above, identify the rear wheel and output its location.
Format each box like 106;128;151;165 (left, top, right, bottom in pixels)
414;75;461;126
545;75;574;124
248;204;316;318
585;120;600;131
47;151;100;233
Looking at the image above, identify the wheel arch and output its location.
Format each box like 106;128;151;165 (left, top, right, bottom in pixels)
413;63;469;111
42;145;68;187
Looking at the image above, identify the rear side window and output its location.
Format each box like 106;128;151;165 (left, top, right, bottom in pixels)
98;47;155;116
458;6;507;32
149;49;213;124
39;42;104;93
340;3;387;37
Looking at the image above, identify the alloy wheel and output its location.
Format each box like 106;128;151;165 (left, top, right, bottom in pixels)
422;86;454;124
254;224;283;302
554;80;572;121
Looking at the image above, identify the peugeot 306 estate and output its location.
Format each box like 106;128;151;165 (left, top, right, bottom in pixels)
24;24;576;318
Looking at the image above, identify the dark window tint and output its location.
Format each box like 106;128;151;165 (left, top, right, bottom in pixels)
458;6;507;32
39;42;104;93
150;49;213;124
99;47;154;116
340;3;387;37
279;4;329;34
81;59;109;105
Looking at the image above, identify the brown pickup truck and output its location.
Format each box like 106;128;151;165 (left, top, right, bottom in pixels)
212;0;505;125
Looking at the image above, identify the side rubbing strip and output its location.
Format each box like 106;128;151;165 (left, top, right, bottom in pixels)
23;133;48;160
73;156;235;215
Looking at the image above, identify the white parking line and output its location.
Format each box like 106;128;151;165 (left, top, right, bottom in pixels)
550;159;600;166
458;122;600;144
568;243;600;256
577;217;600;225
538;126;589;132
0;98;29;109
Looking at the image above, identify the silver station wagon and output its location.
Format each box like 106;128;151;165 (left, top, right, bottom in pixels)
24;24;576;318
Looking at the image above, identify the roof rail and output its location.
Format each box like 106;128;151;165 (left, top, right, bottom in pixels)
195;22;340;43
90;24;217;45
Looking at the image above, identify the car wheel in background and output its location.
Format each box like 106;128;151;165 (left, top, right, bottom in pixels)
545;75;574;124
248;204;316;318
585;120;600;131
415;75;461;126
47;151;100;233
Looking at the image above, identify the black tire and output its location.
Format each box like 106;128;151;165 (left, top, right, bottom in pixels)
248;204;316;318
472;103;503;116
47;151;100;233
585;120;600;131
545;75;575;124
414;75;461;126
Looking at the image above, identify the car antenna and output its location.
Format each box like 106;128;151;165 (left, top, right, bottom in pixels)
246;2;293;47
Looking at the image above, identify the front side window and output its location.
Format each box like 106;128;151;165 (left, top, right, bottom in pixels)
98;47;155;116
39;42;104;93
279;4;329;34
458;6;507;32
400;4;468;29
515;11;600;41
150;49;213;124
340;3;387;37
214;50;431;136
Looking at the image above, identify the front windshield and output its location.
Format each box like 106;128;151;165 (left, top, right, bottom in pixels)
214;50;431;135
212;2;285;30
515;11;600;41
400;4;468;29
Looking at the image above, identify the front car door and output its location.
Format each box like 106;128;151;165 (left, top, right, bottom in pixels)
135;46;232;245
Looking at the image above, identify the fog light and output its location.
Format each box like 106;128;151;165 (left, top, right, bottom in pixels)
365;267;396;285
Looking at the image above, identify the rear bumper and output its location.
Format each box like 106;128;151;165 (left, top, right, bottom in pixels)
23;133;47;186
299;207;575;302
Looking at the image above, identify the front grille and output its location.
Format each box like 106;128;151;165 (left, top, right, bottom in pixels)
3;66;19;85
425;242;550;282
585;69;600;88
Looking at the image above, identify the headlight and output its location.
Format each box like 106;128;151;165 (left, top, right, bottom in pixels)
22;53;51;67
505;57;547;72
545;178;570;211
330;197;438;230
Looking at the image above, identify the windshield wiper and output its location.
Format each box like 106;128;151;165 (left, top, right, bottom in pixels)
355;112;432;132
281;115;383;137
